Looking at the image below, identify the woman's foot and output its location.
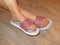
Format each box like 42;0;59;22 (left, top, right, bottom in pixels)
2;0;39;35
19;7;49;28
11;12;36;30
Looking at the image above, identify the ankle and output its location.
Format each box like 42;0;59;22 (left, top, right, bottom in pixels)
19;8;36;20
11;11;26;23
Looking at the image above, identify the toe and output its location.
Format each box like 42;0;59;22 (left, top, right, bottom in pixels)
40;18;49;28
29;24;36;30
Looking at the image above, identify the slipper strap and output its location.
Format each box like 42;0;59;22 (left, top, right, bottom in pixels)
20;19;33;31
34;16;46;28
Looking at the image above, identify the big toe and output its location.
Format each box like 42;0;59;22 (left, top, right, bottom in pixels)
29;24;37;30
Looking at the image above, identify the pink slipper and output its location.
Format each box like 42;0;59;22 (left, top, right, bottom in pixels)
34;16;52;30
10;19;39;35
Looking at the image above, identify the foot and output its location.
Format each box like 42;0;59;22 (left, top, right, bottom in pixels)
19;8;49;28
11;12;36;30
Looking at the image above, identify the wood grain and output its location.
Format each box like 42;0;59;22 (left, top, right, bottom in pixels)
0;0;60;45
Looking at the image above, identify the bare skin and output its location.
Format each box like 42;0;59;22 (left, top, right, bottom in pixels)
0;0;48;28
19;7;49;28
1;0;36;30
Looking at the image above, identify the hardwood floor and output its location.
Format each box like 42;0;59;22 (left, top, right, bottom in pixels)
0;0;60;45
